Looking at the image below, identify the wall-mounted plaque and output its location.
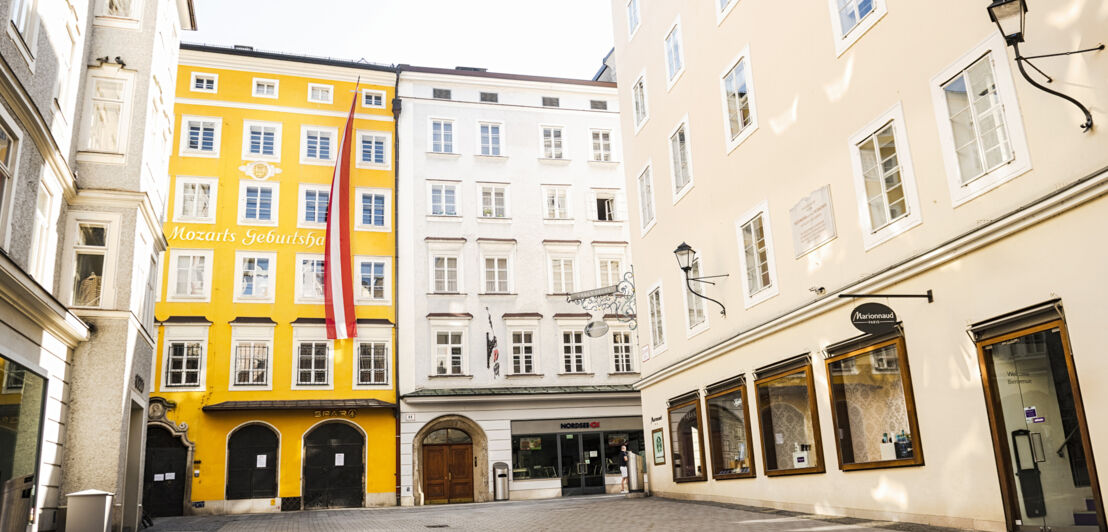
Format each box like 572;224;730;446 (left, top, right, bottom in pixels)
789;185;837;257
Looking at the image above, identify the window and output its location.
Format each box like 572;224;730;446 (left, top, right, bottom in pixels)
432;88;452;100
175;177;217;223
432;255;459;293
755;363;825;475
561;330;585;373
632;75;648;128
648;286;665;349
308;83;333;104
233;341;269;386
544;187;569;219
722;53;756;148
512;434;560;480
72;223;108;307
191;73;217;93
239;182;278;225
243;121;280;161
685;257;707;330
511;331;535;374
858;122;906;230
296;255;325;302
480;92;499;103
296;341;329;385
942;54;1013;186
164;341;203;388
590;100;608;110
168;249;212;301
594;192;616;221
433;331;464;375
300;186;329;227
10;0;36;37
362;89;385;108
626;0;640;36
597;258;622;287
0;119;18;240
358;132;389;167
664;22;685;83
484;257;509;293
737;205;779;306
638;166;655;231
28;183;55;283
0;357;44;494
705;381;755;479
429;183;458;216
302;127;335;163
479;122;502;156
234;252;275;302
549;257;575;294
668;394;706;481
357;189;389;230
541;127;564;159
480;185;507;218
100;0;139;18
826;0;886;55
82;75;129;153
848;105;922;249
826;337;922;469
430;119;454;153
181;116;220;156
357;342;388;384
591;130;612;161
542;97;560;108
358;258;387;301
252;78;278;98
838;0;874;35
669;122;692;197
612;330;633;373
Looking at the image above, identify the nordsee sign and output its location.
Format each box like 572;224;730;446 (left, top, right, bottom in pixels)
850;302;897;335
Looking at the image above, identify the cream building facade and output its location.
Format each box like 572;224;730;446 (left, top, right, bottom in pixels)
611;0;1106;530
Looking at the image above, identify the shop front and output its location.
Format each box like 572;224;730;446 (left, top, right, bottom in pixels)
511;417;643;497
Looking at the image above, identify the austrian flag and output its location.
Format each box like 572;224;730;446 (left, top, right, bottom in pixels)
323;85;359;340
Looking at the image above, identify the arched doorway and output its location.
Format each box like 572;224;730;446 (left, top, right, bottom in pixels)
226;424;278;500
302;422;364;509
143;426;188;517
422;428;473;504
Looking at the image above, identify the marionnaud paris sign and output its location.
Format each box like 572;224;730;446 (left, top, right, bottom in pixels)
850;302;897;335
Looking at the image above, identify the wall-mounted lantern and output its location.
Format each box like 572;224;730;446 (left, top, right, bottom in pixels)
673;242;728;317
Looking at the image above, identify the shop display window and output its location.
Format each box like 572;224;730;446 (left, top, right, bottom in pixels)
706;379;755;479
604;431;644;474
0;357;46;489
825;337;923;470
511;434;559;480
754;362;825;476
667;394;706;482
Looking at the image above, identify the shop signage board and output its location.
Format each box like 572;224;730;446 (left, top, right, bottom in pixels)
850;302;897;335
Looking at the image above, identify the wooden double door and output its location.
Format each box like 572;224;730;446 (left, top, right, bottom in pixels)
423;443;473;504
142;426;188;517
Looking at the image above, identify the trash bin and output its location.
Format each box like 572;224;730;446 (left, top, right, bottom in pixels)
0;475;34;532
627;453;645;493
493;462;510;501
64;489;114;532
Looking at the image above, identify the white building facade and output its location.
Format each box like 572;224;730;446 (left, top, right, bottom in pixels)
396;67;640;505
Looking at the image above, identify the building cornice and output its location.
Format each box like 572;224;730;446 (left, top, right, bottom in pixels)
0;250;88;348
179;46;395;86
398;67;617;93
636;165;1108;389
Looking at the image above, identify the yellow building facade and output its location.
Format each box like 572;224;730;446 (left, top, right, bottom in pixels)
147;44;398;515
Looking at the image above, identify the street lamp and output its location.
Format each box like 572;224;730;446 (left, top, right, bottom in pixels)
986;0;1103;132
672;242;728;317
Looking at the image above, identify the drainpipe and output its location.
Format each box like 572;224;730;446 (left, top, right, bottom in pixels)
391;64;403;507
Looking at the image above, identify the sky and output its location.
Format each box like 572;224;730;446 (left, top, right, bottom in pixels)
186;0;615;80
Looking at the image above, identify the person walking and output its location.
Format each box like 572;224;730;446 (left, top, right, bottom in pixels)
619;444;629;493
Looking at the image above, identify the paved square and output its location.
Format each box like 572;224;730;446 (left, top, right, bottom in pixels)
145;495;969;531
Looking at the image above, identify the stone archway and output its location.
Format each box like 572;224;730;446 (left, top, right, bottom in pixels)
412;415;489;504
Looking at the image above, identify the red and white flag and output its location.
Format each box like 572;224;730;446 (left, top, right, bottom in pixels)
324;86;358;340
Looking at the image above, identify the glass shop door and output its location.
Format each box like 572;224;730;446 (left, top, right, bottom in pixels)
560;433;606;496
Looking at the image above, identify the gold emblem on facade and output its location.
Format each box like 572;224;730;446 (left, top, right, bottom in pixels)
238;161;282;181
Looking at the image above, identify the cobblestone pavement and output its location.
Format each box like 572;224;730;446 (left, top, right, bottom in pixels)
146;495;971;532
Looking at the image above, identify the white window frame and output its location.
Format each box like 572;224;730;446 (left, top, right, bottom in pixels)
353;324;392;388
159;324;210;392
0;105;24;252
428;240;464;294
428;118;456;154
355;130;391;169
717;0;739;25
735;201;780;308
166;248;214;303
232;250;277;304
299;125;337;166
479;240;516;295
78;69;135;158
354;255;392;305
294;253;326;304
682;256;709;337
593;245;626;288
27;176;59;285
539;125;566;160
94;0;143;27
610;328;636;374
557;324;590;374
173;176;218;224
847;103;923;250
589;189;623;223
826;0;887;57
637;162;656;236
307;83;333;104
626;0;641;40
632;71;649;133
930;34;1031;207
8;0;41;65
355;187;391;231
179;115;221;158
719;45;759;153
478;184;509;219
190;72;218;94
241;120;282;162
428;182;460;217
229;324;274;391
430;323;469;376
252;77;279;99
545;243;579;295
477;121;504;157
237;180;280;226
507;327;539;375
542;186;571;221
297;183;329;230
62;213;122;309
362;89;386;109
291;325;333;390
646;281;667;355
668;116;694;203
590;129;613;162
663;17;686;90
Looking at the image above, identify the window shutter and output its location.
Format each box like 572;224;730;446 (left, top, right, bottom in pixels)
614;193;628;222
586;191;598;221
